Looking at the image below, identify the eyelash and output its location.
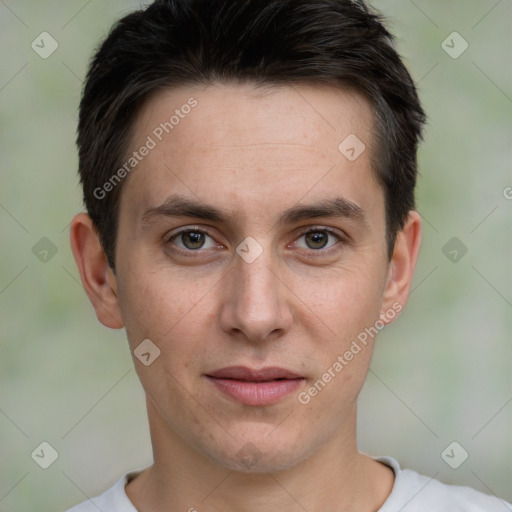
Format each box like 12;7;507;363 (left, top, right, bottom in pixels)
166;225;346;256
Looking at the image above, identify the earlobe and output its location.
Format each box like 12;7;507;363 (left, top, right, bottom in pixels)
69;212;124;329
380;210;422;323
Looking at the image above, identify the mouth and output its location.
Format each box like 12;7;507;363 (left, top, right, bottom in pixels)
205;366;305;406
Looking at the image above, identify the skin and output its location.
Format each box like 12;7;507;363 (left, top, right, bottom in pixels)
70;82;422;511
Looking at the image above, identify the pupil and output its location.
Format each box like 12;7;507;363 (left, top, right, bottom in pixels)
184;232;204;249
307;232;327;249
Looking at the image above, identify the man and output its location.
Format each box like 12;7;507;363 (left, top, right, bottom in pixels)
67;0;511;510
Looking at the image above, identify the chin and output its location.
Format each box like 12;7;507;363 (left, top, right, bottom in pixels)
201;428;314;473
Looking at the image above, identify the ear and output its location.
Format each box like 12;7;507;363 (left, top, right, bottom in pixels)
380;210;422;324
69;212;124;329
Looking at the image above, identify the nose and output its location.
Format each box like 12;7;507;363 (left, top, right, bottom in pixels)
219;240;294;344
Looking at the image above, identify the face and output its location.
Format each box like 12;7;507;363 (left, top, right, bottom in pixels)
99;83;410;471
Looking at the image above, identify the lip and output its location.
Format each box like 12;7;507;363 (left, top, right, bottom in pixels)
206;366;305;406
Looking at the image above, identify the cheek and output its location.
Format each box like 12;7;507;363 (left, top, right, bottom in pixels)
116;269;211;403
296;260;386;334
116;265;207;349
296;261;387;392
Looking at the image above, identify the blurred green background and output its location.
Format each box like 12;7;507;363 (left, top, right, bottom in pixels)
1;1;511;510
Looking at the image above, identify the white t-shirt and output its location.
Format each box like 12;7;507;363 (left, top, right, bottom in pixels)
66;456;511;511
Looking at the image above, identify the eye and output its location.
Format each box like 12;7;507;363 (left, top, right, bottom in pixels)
169;229;217;251
295;228;341;251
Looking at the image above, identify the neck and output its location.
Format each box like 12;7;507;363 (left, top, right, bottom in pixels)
126;400;394;512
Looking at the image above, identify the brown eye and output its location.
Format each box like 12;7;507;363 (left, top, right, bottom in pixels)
296;229;340;251
304;231;329;249
181;231;205;249
169;230;216;251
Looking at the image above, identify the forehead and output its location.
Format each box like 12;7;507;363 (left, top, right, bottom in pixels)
136;82;374;155
119;82;381;228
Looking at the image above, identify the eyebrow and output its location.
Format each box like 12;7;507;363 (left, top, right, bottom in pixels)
140;193;367;228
